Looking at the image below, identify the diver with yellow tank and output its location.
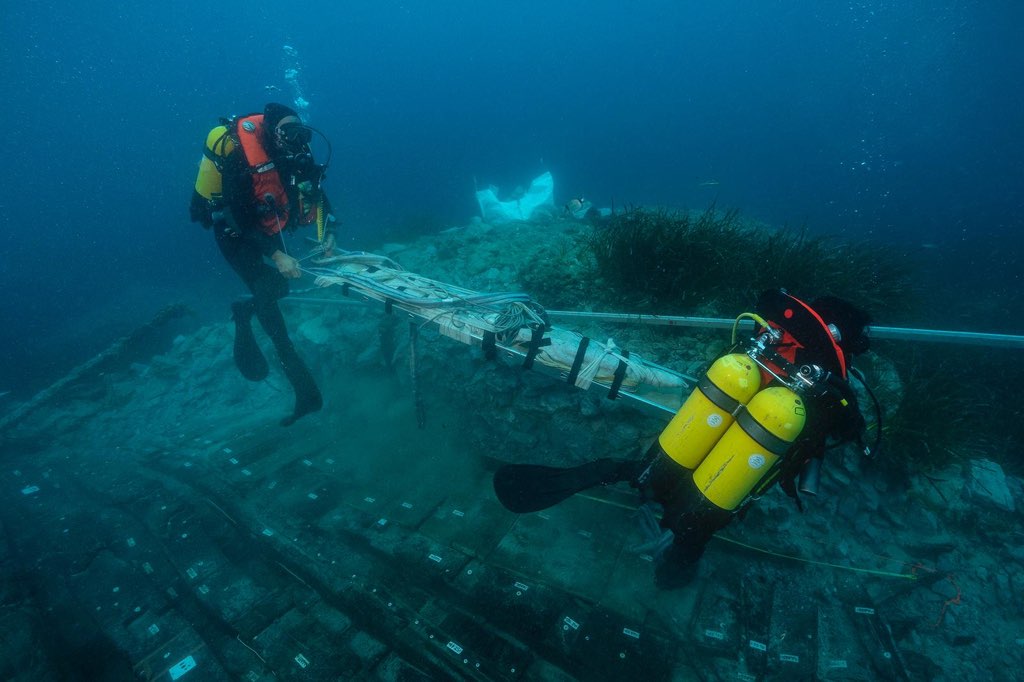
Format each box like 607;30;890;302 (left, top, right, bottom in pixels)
189;103;337;426
493;289;878;589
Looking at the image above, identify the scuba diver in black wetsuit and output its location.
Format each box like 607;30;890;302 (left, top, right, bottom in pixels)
189;103;337;426
494;289;878;589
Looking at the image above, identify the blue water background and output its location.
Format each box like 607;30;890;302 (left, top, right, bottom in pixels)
1;1;1021;395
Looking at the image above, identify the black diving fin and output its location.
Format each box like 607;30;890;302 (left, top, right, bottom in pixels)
232;301;269;382
493;458;635;513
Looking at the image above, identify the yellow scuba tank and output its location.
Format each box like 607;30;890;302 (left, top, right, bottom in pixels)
692;386;806;510
194;126;235;201
656;353;761;470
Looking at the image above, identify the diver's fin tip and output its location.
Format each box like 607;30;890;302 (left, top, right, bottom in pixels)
493;459;631;514
232;304;270;381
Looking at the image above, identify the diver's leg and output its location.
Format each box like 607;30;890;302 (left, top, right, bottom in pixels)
229;298;269;381
493;457;640;513
216;231;322;424
251;298;323;426
630;442;691;503
654;480;733;589
216;232;270;381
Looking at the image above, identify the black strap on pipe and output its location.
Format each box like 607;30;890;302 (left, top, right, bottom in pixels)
522;327;551;369
482;331;497;360
607;350;630;400
567;337;590;385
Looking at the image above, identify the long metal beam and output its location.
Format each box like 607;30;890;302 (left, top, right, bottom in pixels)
282;296;1024;349
545;310;1024;350
282;295;693;417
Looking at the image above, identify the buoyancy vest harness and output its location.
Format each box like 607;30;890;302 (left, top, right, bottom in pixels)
234;114;317;236
753;289;848;382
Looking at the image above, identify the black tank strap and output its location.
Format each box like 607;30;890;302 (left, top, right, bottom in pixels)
735;407;792;455
203;128;233;172
203;144;223;166
697;374;743;415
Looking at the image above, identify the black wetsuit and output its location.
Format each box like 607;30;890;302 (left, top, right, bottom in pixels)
192;133;329;426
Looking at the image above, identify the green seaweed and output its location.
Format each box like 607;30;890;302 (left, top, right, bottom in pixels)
514;204;1017;480
583;205;921;318
867;344;1002;480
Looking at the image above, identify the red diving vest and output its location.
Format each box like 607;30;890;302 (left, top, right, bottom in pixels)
235;115;317;235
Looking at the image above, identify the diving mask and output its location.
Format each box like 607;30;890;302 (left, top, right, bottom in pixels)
275;122;313;151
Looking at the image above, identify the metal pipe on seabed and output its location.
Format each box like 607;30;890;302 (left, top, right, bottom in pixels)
279;294;1023;349
544;310;1024;350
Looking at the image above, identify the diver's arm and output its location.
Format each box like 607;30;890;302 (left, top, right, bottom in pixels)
250;229;285;259
271;250;301;278
248;229;300;277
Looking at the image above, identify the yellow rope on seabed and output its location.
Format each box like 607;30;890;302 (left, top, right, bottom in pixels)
574;492;918;580
712;535;917;580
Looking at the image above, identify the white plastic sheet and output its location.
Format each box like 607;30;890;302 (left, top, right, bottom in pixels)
475;171;555;222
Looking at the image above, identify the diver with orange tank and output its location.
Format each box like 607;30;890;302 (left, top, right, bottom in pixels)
493;289;879;589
